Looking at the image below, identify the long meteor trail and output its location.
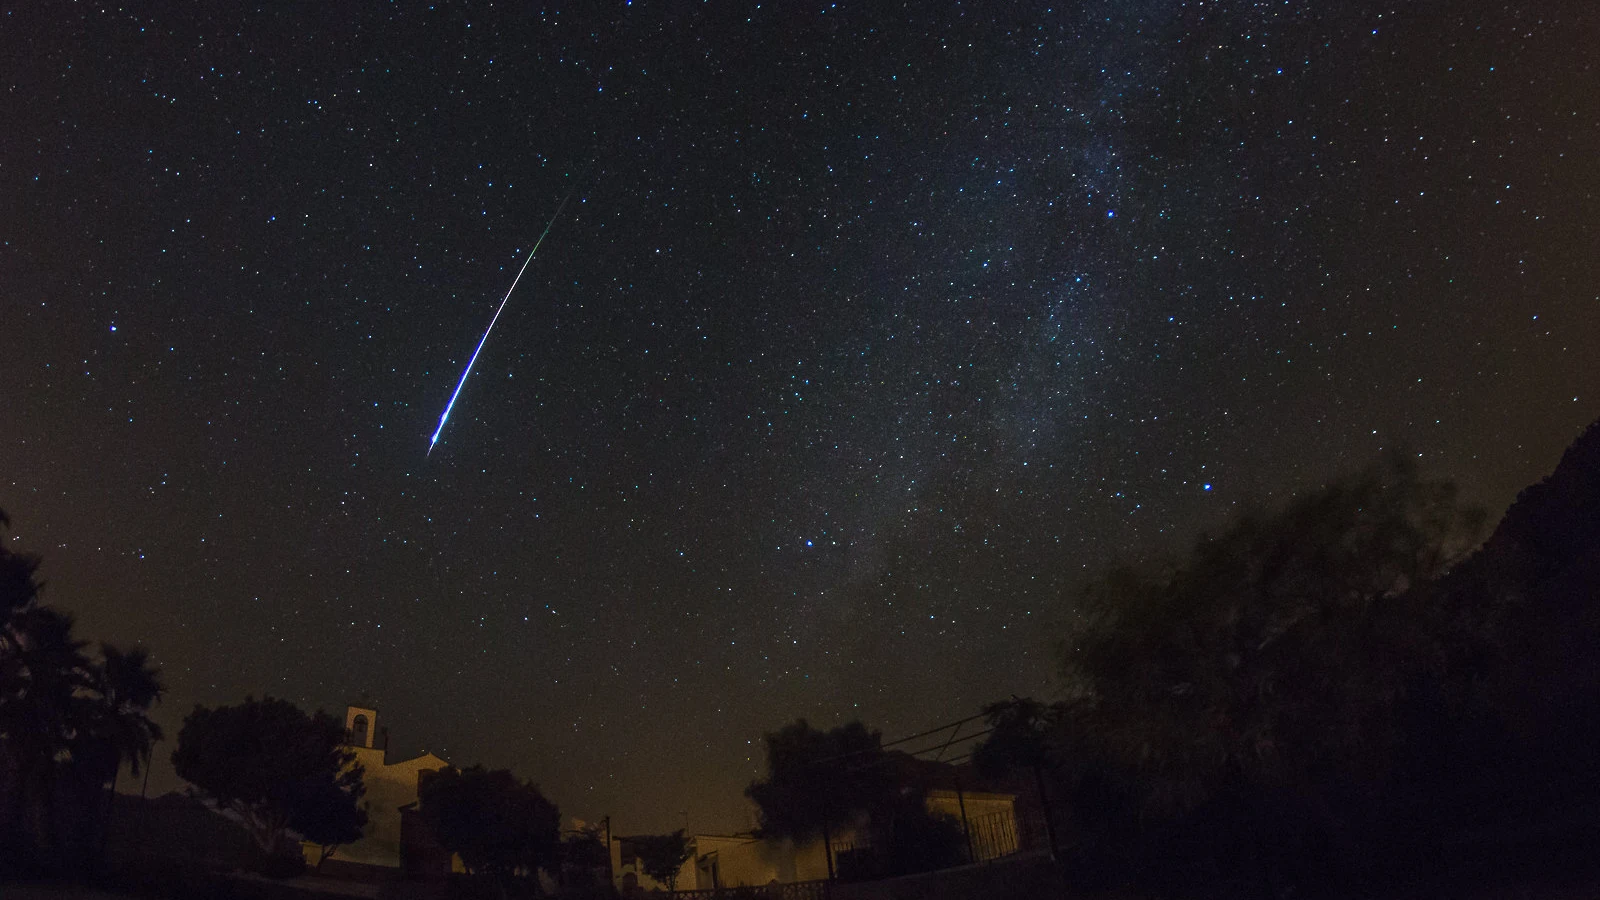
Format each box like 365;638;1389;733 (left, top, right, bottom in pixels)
428;185;578;456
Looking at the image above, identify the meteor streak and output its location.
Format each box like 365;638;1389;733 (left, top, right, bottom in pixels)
428;184;578;456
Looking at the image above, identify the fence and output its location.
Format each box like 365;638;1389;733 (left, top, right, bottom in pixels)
803;808;1026;880
963;809;1020;863
655;852;1063;900
667;879;832;900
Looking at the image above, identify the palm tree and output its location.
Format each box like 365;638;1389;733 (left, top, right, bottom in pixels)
83;642;164;856
2;507;88;863
89;645;164;781
0;505;45;859
1;605;93;864
0;509;163;867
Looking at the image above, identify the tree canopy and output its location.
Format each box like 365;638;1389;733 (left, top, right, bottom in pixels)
972;441;1600;896
746;718;891;847
747;717;969;880
294;770;369;867
1058;455;1485;810
171;696;364;861
415;764;560;880
631;829;693;891
559;822;610;888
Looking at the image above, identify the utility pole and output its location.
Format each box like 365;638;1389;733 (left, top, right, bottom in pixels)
955;773;975;864
1033;765;1060;862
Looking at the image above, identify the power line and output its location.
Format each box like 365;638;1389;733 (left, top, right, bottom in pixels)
879;710;994;752
834;729;995;774
896;728;993;762
800;701;1016;768
935;720;966;762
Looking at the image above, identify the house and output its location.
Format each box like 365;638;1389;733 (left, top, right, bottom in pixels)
686;833;831;888
301;705;452;874
612;762;1023;892
927;788;1023;862
608;831;831;892
610;833;699;892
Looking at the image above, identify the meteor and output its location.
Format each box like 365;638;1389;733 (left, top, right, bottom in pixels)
427;184;579;456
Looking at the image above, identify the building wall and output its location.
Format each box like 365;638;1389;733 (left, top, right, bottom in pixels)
610;837;698;892
926;789;1014;824
928;790;1019;861
675;829;849;887
792;833;835;882
691;834;789;889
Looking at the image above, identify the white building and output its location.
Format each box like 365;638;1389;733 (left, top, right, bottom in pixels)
301;705;452;873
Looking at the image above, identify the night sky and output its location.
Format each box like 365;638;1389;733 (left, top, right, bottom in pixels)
3;2;1597;834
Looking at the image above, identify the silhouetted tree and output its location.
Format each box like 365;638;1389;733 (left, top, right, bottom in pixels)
293;772;368;869
746;719;892;880
1;509;70;861
1397;419;1600;864
974;697;1064;858
0;606;90;866
559;822;610;888
1063;456;1482;807
416;764;560;883
632;829;694;891
991;455;1490;896
79;643;164;855
0;509;167;872
863;787;967;879
171;696;363;867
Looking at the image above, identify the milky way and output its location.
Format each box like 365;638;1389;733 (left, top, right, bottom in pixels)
3;1;1596;832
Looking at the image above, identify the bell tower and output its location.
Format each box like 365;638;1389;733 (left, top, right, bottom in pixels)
345;704;378;748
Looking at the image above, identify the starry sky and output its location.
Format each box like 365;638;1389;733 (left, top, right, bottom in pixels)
3;2;1597;834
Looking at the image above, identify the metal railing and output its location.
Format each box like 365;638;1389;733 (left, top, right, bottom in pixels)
964;808;1021;862
667;879;832;900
